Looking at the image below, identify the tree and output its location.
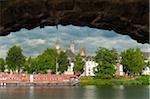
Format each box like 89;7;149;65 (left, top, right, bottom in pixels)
74;54;85;75
121;48;145;75
24;57;37;74
58;51;69;73
36;48;58;74
94;47;116;79
0;58;5;72
145;61;150;67
6;45;25;73
111;48;118;60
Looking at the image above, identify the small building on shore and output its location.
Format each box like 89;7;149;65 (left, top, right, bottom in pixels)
142;52;150;75
142;67;150;75
115;63;124;76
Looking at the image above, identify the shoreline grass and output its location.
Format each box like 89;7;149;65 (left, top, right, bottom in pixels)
80;76;150;86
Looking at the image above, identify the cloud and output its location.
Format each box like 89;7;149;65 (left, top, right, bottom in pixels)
0;25;149;58
25;39;46;46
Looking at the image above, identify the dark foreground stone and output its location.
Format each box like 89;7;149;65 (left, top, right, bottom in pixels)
0;0;149;43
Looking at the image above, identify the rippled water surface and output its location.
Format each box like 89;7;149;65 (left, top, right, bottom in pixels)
0;85;149;99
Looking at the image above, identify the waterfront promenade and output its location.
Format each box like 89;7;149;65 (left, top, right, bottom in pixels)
0;73;79;86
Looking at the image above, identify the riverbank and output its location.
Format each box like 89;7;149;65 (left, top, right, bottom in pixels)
0;82;76;86
80;76;150;86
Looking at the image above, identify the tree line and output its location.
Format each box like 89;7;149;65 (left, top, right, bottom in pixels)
0;45;147;79
0;45;85;75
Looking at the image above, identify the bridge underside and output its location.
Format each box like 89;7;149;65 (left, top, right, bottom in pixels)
0;0;149;43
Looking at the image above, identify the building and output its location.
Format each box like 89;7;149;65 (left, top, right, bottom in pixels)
55;40;98;76
55;40;75;75
143;52;150;62
142;67;150;75
82;56;98;76
115;63;124;76
64;49;75;75
70;40;75;54
55;40;61;53
142;52;150;75
79;48;86;57
115;57;124;76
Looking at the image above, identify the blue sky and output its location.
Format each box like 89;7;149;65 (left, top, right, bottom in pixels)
0;25;149;58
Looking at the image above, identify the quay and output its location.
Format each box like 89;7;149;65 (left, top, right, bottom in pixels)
0;73;79;86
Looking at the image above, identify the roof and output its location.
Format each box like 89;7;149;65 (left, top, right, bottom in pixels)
143;52;150;60
65;49;75;62
84;56;94;61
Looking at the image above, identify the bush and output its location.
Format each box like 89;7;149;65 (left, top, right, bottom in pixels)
112;76;150;85
80;79;112;86
112;79;141;85
80;76;150;86
80;76;94;80
135;76;150;85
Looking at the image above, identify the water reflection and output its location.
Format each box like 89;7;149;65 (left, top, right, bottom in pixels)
0;86;149;99
113;85;125;99
83;86;97;99
29;86;34;99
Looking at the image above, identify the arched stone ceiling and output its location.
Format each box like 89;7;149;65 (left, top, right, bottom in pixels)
0;0;149;43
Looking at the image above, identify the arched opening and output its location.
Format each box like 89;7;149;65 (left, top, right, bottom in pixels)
0;1;149;98
0;0;149;43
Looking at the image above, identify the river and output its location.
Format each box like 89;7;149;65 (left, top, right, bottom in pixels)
0;85;149;99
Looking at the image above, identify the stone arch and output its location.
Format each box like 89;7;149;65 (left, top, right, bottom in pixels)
0;0;149;43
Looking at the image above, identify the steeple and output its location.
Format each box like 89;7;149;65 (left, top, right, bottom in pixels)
70;40;75;53
55;40;60;51
79;48;86;57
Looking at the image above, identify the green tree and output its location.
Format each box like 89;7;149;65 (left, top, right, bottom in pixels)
74;54;85;75
6;45;25;73
24;57;37;74
0;58;5;72
58;51;69;73
94;47;116;79
36;48;58;74
121;48;145;75
145;61;150;67
111;48;118;60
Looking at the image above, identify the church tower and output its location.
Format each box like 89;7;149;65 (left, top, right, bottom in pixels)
55;40;60;52
79;48;86;57
70;40;75;53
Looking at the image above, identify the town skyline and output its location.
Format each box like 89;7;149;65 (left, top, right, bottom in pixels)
0;25;149;58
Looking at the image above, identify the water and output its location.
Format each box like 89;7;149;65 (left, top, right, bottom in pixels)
0;86;149;99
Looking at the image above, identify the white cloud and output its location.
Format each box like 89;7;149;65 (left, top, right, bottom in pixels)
0;48;8;58
26;39;46;46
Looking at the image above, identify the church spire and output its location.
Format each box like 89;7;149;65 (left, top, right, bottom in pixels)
70;40;75;53
55;39;60;51
79;48;86;57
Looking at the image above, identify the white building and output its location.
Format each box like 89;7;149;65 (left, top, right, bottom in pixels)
64;64;74;75
142;52;150;75
115;63;124;76
55;40;98;76
142;67;150;75
82;56;98;76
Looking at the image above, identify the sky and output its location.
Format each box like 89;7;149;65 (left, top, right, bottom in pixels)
0;25;149;58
